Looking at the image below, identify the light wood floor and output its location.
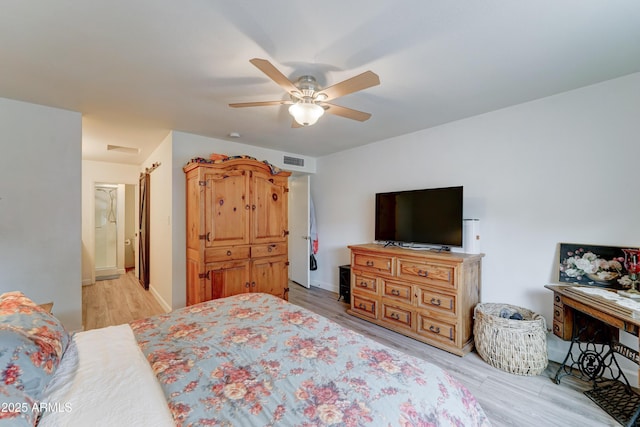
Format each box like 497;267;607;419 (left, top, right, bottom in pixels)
83;276;621;426
82;270;165;330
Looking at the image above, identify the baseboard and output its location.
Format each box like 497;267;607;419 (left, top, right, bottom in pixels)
310;279;338;294
149;286;171;313
82;278;93;286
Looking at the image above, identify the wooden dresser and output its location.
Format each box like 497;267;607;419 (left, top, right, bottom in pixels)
347;244;483;356
184;158;291;305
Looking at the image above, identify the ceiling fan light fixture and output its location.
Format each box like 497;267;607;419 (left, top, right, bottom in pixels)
288;102;324;126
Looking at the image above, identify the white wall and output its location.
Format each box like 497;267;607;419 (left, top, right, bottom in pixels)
142;132;174;311
311;72;640;364
0;97;82;331
81;160;140;285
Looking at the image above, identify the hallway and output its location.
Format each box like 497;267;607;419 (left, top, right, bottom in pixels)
82;270;165;330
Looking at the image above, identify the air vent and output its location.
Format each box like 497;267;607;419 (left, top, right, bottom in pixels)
283;156;304;167
107;144;140;154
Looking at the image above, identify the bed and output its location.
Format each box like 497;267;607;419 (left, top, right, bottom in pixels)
0;291;490;426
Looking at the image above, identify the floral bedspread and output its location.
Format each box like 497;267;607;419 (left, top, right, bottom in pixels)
131;293;490;427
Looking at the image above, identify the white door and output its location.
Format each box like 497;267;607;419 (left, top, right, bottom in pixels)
289;174;310;288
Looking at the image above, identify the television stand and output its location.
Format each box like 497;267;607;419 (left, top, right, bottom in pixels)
347;243;484;356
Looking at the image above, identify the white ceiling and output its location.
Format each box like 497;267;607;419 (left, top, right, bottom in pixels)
1;1;639;164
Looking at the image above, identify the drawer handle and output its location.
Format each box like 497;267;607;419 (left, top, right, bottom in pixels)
358;303;366;309
391;289;400;296
554;309;560;317
430;298;441;306
268;246;273;252
251;282;256;288
365;261;374;267
554;324;560;332
358;282;369;288
245;282;250;288
390;313;400;320
226;250;232;256
429;325;440;334
418;270;428;277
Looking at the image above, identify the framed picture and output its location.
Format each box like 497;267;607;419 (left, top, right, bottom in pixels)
558;243;639;288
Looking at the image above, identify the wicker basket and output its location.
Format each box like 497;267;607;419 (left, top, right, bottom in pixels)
473;303;548;376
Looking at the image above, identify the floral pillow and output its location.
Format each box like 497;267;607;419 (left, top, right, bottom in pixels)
0;292;70;404
0;384;38;426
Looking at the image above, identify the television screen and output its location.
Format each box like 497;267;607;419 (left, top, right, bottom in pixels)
375;186;463;247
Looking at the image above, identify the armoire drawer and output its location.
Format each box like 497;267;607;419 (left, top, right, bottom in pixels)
205;246;251;263
397;258;455;289
251;242;287;258
352;252;393;275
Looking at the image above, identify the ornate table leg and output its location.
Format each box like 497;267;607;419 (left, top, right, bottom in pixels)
554;310;640;426
554;310;618;386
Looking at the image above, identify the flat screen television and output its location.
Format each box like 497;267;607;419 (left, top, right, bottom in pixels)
375;186;463;248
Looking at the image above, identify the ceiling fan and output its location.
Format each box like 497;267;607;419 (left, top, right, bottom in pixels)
229;58;380;127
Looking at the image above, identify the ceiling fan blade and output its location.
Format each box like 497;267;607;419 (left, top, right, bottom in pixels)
317;71;380;101
321;103;372;121
249;58;301;97
229;100;292;108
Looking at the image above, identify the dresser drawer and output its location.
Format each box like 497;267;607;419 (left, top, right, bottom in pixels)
205;246;251;263
382;303;413;330
416;314;456;343
352;294;377;319
352;273;378;295
251;243;287;258
397;258;455;289
352;252;393;275
382;280;412;304
416;287;456;316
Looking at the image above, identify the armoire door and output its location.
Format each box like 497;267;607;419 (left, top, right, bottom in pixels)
251;171;288;244
252;256;289;299
207;261;250;300
204;169;250;247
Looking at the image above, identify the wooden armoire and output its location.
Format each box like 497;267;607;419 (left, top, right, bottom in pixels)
184;158;291;305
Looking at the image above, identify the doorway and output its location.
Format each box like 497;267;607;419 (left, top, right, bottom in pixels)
289;174;311;288
95;184;119;280
94;183;136;281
